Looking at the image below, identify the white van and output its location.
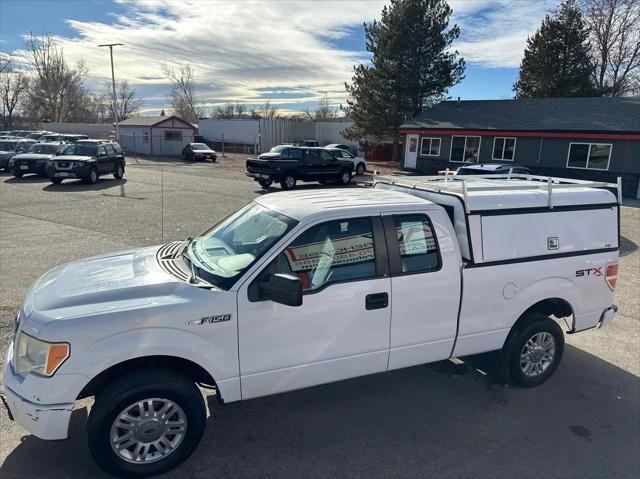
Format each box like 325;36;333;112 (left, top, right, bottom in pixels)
2;175;619;477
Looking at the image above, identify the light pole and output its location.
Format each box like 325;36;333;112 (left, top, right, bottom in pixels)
98;43;124;141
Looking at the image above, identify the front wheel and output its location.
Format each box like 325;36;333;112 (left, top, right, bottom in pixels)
13;170;23;178
258;179;273;190
280;173;296;190
500;314;564;388
338;168;352;185
88;369;206;478
84;167;99;184
355;163;366;176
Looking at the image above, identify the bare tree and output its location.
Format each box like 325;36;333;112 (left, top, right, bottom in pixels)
581;0;640;95
251;100;279;119
100;79;142;121
299;94;339;121
0;59;29;129
161;63;205;123
23;33;87;122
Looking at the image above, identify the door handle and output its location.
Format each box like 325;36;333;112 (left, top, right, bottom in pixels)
365;292;388;310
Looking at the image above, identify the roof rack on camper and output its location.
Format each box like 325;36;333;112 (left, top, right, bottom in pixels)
372;174;622;213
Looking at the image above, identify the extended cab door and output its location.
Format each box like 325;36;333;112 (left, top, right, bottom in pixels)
236;216;391;399
383;211;462;370
96;145;112;173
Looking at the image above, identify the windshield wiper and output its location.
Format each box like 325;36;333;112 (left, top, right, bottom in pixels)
183;248;216;289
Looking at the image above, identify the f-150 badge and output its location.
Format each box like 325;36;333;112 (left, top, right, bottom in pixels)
186;314;231;326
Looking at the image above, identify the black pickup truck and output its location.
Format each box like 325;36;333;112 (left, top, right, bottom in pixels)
246;146;353;190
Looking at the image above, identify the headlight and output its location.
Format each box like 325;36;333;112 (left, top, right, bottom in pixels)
14;332;69;377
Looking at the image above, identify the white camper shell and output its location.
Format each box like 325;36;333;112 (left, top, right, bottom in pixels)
373;174;620;265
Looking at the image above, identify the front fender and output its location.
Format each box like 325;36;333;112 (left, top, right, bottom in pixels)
60;327;241;403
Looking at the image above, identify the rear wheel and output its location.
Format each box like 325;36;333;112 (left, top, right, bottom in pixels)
355;163;366;176
114;163;124;179
499;314;564;387
88;369;206;478
280;173;296;190
258;179;273;190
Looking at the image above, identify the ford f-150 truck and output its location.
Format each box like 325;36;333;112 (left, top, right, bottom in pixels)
246;146;353;190
2;175;620;477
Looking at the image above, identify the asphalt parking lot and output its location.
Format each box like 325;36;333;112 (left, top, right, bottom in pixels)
0;157;638;478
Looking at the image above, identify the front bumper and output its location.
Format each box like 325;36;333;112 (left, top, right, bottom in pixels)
246;171;273;181
12;161;48;175
2;342;85;440
45;164;92;180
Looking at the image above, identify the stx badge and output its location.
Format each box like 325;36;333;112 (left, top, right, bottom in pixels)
576;267;602;277
186;314;231;326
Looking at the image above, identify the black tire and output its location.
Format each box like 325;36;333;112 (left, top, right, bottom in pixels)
355;163;366;176
13;170;23;178
84;167;99;184
258;179;273;190
338;168;352;185
49;177;63;184
499;314;564;388
280;173;296;190
88;369;206;478
114;163;124;179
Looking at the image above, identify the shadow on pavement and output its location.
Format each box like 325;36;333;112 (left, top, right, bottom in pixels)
4;175;50;184
1;345;638;479
42;178;128;192
620;235;638;257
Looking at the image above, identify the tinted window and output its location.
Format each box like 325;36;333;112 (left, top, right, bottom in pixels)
273;218;377;292
112;143;122;153
288;148;303;160
62;144;97;156
451;136;481;163
191;143;208;150
393;215;440;273
31;144;60;154
303;149;319;162
567;144;589;168
97;146;108;157
320;150;334;160
104;144;116;155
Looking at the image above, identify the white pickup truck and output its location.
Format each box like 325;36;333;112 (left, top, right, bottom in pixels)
2;175;620;477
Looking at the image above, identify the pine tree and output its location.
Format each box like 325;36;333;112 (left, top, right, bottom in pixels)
514;0;598;98
343;0;465;157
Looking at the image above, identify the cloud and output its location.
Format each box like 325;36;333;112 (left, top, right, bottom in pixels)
7;0;555;112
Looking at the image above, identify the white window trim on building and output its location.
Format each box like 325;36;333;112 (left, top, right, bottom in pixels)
420;137;441;157
449;135;482;163
164;130;183;141
566;142;612;171
492;137;517;161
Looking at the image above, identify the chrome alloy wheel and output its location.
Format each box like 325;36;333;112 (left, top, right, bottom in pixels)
341;170;350;183
284;175;295;189
520;332;556;377
110;398;187;464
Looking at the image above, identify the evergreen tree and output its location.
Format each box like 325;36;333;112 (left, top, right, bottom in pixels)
343;0;464;156
514;0;598;98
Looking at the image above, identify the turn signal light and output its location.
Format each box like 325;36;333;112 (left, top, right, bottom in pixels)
605;263;618;291
45;343;70;376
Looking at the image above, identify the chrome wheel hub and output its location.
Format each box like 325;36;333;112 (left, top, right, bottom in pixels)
520;332;555;377
110;398;187;464
285;176;295;188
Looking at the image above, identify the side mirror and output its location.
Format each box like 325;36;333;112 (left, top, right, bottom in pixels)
259;273;302;307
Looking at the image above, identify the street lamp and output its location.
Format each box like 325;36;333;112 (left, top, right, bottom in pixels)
98;43;124;141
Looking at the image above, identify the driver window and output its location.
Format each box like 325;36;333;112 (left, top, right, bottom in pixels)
272;218;377;292
97;147;107;157
321;150;334;160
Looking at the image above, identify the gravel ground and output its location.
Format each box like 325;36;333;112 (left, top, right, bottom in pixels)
0;158;638;479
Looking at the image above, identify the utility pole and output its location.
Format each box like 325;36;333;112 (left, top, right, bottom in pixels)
98;43;124;141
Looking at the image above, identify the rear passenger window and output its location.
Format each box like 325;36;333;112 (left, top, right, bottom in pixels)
273;218;377;292
288;148;302;160
104;144;116;155
392;215;440;273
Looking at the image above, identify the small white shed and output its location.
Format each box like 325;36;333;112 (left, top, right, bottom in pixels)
117;115;195;156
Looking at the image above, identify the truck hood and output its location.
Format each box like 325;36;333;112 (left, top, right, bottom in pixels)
52;155;94;162
26;246;183;321
12;153;55;161
257;152;282;159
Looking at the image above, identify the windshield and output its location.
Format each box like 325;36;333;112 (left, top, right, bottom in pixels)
0;141;17;150
269;145;288;153
191;143;208;150
62;144;97;156
31;144;60;154
184;203;297;290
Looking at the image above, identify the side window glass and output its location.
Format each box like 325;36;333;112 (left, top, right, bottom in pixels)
97;146;107;157
321;150;334;160
393;215;440;273
104;144;116;156
274;218;377;292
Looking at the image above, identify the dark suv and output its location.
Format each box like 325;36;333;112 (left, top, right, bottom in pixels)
46;141;125;184
246;146;353;190
9;142;66;177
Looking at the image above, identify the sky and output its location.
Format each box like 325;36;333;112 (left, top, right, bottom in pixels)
0;0;558;115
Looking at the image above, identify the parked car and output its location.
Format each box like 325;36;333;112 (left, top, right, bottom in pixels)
0;139;38;170
246;146;353;190
25;131;51;140
325;147;367;175
455;163;533;176
1;176;620;477
182;143;217;161
8;130;31;137
46;142;125;184
325;143;355;154
8;142;67;177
